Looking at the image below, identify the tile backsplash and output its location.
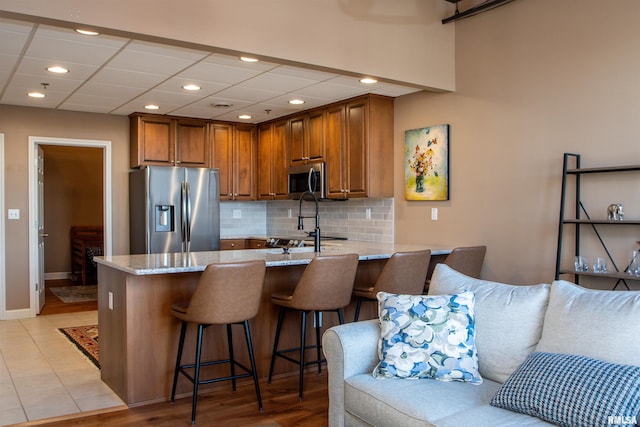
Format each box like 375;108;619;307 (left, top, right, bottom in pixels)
220;198;394;242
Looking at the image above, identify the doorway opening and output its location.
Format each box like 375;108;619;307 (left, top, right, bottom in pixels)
28;137;112;317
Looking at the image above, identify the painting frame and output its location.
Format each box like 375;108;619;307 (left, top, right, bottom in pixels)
404;124;449;201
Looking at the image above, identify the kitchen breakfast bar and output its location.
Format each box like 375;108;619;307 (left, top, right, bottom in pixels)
94;242;450;407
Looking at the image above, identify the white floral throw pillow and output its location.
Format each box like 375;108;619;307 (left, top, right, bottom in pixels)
373;291;482;384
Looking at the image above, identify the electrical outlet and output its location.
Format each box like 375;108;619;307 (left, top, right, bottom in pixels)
431;208;438;221
8;209;20;220
233;209;242;219
365;208;372;219
288;209;292;218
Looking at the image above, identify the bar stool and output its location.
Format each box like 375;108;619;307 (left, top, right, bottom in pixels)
443;246;486;278
268;253;359;401
353;249;431;321
170;260;266;425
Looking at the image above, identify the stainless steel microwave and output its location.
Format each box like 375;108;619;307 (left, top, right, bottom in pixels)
288;163;326;199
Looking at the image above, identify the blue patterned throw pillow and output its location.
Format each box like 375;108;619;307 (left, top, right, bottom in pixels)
491;352;640;427
373;291;482;384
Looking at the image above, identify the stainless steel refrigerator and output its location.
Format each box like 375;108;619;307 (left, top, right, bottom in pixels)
129;166;220;254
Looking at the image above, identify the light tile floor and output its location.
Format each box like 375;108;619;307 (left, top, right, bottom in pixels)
0;311;124;426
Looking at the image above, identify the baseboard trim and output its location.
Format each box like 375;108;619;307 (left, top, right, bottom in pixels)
45;272;71;280
3;308;32;320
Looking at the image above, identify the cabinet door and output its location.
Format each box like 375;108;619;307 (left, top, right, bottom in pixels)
130;114;175;168
324;104;347;199
258;121;289;200
233;124;257;200
257;123;273;199
289;116;305;166
210;123;234;199
307;109;324;163
344;99;368;198
176;118;208;167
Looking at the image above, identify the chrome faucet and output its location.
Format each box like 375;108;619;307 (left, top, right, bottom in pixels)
298;191;321;253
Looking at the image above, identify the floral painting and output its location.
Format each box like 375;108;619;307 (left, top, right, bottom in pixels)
405;124;449;200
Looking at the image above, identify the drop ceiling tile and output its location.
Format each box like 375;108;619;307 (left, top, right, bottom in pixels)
25;36;122;67
58;102;118;114
125;40;209;61
213;85;280;103
0;53;19;73
1;84;69;108
73;81;147;99
269;65;338;81
106;46;205;76
90;68;167;88
237;73;317;92
61;92;131;110
371;84;421;97
0;17;33;34
36;25;128;49
0;26;32;55
138;88;204;106
263;93;332;110
175;61;263;86
326;75;375;89
295;81;368;99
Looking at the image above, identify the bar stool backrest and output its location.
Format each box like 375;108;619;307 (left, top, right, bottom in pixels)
291;254;359;311
186;260;266;325
373;249;431;295
444;246;487;279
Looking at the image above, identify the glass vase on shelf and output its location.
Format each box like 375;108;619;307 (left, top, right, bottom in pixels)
627;250;640;277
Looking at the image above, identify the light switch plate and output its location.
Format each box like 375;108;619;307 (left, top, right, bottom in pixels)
232;209;242;219
431;208;438;221
8;209;20;220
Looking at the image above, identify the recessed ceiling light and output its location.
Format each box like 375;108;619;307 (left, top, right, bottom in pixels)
46;66;69;74
182;84;201;91
27;91;46;98
75;29;99;36
360;77;378;84
145;104;160;110
289;99;305;105
238;114;252;120
240;56;258;63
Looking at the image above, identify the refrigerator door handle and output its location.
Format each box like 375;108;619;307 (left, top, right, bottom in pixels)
185;181;192;251
180;182;187;250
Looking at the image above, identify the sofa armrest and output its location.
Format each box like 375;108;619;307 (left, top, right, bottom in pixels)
322;319;380;427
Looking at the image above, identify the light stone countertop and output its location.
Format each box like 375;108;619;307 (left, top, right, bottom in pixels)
94;241;451;275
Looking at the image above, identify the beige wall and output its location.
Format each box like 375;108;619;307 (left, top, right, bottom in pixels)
0;105;129;310
394;0;640;287
0;0;455;91
42;145;103;274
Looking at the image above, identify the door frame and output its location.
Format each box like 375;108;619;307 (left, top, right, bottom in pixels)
0;134;5;320
28;136;112;317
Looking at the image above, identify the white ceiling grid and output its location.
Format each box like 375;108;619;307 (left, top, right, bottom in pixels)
0;17;421;123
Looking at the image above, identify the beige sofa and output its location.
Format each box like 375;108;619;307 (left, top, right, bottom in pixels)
323;264;640;427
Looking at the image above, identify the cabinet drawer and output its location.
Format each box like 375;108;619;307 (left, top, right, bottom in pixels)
219;239;246;250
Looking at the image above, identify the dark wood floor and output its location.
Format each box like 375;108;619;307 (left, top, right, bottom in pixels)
19;370;329;427
40;279;98;315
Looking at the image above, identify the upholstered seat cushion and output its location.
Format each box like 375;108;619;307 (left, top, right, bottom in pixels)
344;373;553;427
429;264;550;383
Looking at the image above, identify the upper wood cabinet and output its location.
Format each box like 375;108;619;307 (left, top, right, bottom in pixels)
129;113;208;168
289;110;324;166
324;94;394;199
210;122;257;200
257;120;289;200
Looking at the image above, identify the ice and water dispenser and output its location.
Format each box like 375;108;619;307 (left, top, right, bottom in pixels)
155;205;175;232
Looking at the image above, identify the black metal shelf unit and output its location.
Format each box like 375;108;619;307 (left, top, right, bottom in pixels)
555;153;640;290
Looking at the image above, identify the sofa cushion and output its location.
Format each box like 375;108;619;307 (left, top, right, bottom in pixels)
373;291;482;384
491;351;640;427
536;280;640;367
429;264;550;383
345;373;502;427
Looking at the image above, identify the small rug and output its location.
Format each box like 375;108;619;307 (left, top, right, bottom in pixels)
59;325;100;368
50;285;98;303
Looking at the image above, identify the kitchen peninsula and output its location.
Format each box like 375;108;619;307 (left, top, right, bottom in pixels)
95;242;450;406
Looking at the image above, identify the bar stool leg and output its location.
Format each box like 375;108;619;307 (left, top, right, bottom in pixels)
299;311;307;401
314;311;322;373
191;324;205;425
226;324;237;391
170;321;188;402
354;297;363;322
268;307;285;384
243;320;263;412
338;308;345;325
